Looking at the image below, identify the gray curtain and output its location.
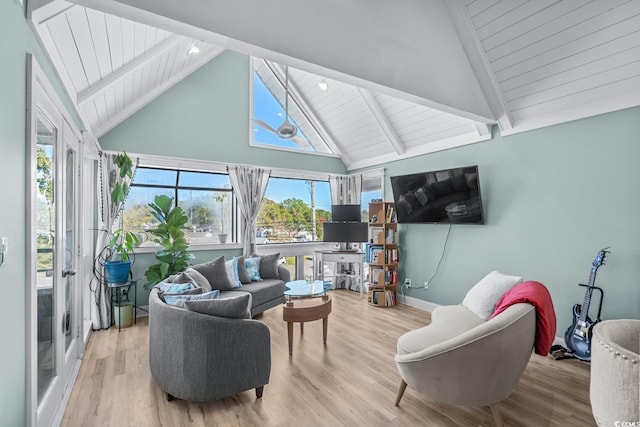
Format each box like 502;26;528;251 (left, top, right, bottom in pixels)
91;151;138;330
228;166;270;257
328;174;362;291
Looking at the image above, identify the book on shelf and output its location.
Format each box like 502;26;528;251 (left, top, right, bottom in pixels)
385;289;396;306
369;227;384;244
385;206;395;223
366;245;384;264
385;228;396;244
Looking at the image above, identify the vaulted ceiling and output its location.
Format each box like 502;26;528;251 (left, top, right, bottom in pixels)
30;0;640;170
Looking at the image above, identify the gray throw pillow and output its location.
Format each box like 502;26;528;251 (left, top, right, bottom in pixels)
235;256;252;284
191;256;236;291
167;269;212;292
184;267;213;292
252;252;280;280
185;292;252;319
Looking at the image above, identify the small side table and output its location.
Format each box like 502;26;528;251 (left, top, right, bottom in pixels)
108;280;137;331
282;295;332;356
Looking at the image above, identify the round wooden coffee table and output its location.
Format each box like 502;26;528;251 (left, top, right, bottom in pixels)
282;294;332;356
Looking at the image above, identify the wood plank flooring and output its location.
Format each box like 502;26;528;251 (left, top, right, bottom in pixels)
62;290;595;426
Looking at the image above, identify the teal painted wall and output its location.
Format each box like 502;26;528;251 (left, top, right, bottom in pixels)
99;51;347;174
0;3;28;424
376;107;640;333
0;2;82;425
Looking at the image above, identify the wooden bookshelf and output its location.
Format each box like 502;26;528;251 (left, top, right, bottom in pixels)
366;201;398;307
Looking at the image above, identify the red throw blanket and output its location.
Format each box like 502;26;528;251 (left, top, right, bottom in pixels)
490;281;557;355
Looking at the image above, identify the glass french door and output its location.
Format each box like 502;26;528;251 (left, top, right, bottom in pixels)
29;58;82;427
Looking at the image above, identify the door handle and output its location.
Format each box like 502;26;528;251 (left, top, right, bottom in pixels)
62;269;77;277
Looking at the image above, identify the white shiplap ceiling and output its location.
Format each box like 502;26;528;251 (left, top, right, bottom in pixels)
29;0;640;170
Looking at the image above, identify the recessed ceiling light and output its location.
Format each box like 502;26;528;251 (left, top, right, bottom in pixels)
318;80;329;91
187;45;200;55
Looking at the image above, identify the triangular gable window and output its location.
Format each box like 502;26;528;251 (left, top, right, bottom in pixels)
251;58;333;154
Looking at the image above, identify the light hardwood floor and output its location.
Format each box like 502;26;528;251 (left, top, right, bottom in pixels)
62;291;595;426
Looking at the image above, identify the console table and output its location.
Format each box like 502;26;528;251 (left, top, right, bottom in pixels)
314;250;365;296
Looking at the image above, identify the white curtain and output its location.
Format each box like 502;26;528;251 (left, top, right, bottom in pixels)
228;166;270;257
91;152;138;330
328;174;362;291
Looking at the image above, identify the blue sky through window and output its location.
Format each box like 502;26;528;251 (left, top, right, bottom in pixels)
253;72;315;151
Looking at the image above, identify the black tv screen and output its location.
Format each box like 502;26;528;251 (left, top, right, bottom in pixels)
390;165;484;224
331;204;361;222
323;222;369;242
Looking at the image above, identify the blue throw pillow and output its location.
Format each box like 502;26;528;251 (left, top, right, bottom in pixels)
245;257;262;282
225;257;242;288
155;281;196;294
164;290;220;308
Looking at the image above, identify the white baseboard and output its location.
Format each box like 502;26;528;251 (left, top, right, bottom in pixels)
136;305;149;317
398;294;440;312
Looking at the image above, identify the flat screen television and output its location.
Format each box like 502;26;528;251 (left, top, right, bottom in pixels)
390;165;484;224
322;222;369;242
331;204;361;222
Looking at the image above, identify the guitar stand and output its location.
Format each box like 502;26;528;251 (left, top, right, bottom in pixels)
578;283;604;323
549;283;604;361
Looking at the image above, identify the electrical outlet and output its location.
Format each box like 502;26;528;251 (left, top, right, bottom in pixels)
424;281;429;289
404;278;412;288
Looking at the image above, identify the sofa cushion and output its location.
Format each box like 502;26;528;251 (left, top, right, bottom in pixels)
164;290;219;307
186;291;251;319
232;280;286;308
192;256;237;291
225;258;242;288
167;269;212;292
245;257;262;281
252;253;280;280
235;256;251;284
156;281;197;295
462;271;523;320
397;305;484;355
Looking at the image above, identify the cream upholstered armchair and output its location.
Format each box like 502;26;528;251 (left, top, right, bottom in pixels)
590;319;640;426
394;272;555;426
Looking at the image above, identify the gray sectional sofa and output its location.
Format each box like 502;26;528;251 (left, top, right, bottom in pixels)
148;256;290;402
149;288;272;401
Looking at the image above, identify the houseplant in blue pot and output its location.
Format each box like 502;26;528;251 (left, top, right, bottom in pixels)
103;151;138;284
104;228;139;284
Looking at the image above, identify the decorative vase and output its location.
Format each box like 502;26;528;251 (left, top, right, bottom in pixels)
104;260;131;284
218;233;228;243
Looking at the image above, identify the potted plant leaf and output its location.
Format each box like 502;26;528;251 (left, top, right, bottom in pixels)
103;150;138;284
144;194;195;289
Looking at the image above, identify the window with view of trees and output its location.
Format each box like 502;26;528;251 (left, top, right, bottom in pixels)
256;177;331;244
122;167;234;246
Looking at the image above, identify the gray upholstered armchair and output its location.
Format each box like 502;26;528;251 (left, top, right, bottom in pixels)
148;288;271;402
394;303;536;426
590;319;640;426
